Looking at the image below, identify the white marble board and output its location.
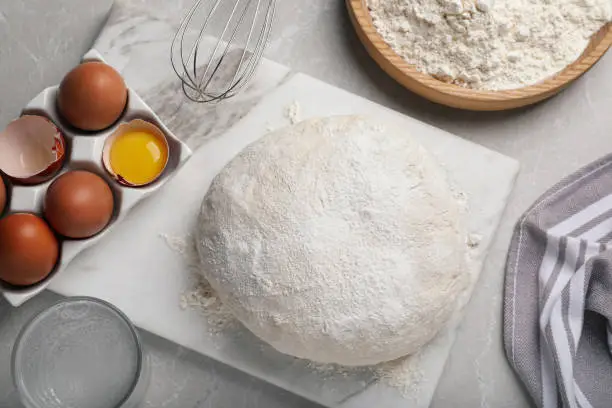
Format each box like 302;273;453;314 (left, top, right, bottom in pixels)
48;68;518;407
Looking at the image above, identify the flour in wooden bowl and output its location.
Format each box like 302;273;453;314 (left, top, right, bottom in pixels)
368;0;612;90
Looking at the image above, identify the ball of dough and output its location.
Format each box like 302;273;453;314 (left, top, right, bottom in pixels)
197;116;469;366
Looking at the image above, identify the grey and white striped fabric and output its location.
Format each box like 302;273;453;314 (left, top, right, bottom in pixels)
505;155;612;408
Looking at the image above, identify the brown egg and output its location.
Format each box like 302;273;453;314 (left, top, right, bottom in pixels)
58;62;127;131
0;176;5;214
44;171;114;239
0;213;59;286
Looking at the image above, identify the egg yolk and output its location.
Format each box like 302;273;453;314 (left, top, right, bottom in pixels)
109;131;168;185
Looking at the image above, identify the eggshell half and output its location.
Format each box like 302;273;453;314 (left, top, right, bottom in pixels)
102;119;169;187
0;176;6;214
0;116;66;185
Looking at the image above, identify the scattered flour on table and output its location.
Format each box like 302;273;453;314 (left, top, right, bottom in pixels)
368;0;612;90
263;101;303;133
284;100;302;124
159;233;236;333
308;354;425;399
375;354;425;399
467;233;482;248
307;361;371;380
453;190;469;210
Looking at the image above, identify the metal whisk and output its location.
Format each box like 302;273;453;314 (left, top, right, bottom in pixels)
171;0;276;103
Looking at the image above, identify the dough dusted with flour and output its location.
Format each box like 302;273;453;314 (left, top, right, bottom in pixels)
197;116;469;366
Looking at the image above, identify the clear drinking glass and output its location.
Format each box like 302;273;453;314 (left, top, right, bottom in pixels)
12;297;150;408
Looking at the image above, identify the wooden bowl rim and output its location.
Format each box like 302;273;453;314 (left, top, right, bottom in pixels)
347;0;612;106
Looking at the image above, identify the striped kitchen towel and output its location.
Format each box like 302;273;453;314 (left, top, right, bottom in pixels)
505;155;612;408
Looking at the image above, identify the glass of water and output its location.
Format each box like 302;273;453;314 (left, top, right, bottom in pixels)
12;297;150;408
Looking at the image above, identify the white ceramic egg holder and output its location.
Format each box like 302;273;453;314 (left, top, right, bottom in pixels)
1;50;193;307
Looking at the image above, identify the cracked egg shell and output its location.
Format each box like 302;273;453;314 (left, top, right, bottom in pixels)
0;116;66;185
0;176;5;214
102;119;169;187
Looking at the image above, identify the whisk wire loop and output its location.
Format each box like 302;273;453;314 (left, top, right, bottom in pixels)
171;0;276;103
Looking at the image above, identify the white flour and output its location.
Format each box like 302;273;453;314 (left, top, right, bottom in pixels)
284;100;302;124
368;0;612;90
160;233;236;334
307;353;426;399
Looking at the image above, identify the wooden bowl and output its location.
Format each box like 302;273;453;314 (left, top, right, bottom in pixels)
347;0;612;111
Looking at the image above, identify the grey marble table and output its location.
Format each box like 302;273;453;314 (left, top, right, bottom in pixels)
1;0;612;407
